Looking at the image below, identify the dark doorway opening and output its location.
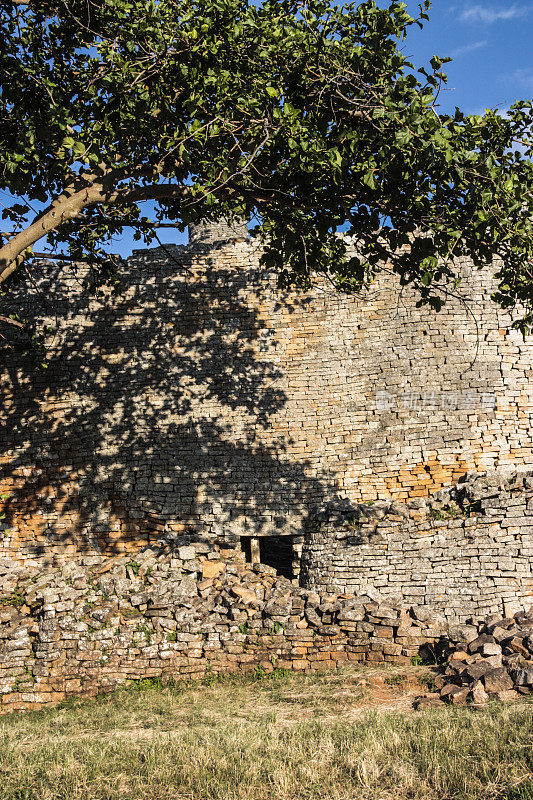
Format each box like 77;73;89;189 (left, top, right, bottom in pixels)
240;535;294;579
260;536;294;579
241;536;252;564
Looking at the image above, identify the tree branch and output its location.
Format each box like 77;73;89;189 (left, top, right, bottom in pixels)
0;315;24;328
0;181;191;286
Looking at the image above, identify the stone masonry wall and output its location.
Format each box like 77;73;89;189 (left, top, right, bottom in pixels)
0;540;446;715
301;472;533;621
1;232;532;566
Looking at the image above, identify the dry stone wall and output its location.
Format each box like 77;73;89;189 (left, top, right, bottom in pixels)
0;538;531;715
302;472;533;621
0;541;446;715
0;225;532;707
1;230;532;570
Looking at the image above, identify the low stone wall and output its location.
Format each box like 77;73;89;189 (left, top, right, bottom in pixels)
0;539;446;714
301;472;533;622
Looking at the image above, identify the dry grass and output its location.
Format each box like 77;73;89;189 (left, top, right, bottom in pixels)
0;666;531;800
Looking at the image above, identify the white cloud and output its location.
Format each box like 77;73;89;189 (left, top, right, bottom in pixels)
512;68;533;93
450;40;488;57
459;4;531;23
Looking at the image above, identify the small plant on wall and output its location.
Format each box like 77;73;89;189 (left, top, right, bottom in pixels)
0;492;12;537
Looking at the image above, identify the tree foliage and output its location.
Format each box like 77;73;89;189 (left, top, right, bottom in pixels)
0;0;532;332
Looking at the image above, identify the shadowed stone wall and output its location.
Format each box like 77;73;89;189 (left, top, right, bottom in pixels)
0;229;532;572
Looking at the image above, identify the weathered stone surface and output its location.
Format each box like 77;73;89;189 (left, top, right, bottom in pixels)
0;233;532;630
466;661;495;681
178;547;196;562
231;586;260;606
509;637;530;658
470;681;489;705
514;668;533;686
495;689;519;702
441;684;468;705
483;668;515;695
482;643;502;658
201;561;226;580
468;634;495;654
413;693;441;709
449;687;470;706
449;650;470;663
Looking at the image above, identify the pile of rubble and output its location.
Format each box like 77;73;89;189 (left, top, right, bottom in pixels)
0;538;448;713
0;535;531;714
416;607;533;708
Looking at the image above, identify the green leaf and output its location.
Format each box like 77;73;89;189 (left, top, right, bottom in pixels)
0;0;531;330
363;171;376;189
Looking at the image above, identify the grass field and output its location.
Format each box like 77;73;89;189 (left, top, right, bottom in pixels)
0;666;531;800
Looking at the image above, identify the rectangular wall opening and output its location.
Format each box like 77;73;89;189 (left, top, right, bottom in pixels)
259;536;294;579
240;535;297;580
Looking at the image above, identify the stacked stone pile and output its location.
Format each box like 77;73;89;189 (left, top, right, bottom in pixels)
0;538;447;713
1;535;530;715
416;606;533;708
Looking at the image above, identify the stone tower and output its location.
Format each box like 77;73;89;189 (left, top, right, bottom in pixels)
188;218;249;246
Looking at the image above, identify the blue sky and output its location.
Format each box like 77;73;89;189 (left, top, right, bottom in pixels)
396;1;532;115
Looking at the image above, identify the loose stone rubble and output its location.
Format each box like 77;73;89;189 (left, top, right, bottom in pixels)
0;536;448;714
0;532;531;714
414;606;533;708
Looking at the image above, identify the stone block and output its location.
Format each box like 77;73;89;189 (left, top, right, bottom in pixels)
483;668;514;695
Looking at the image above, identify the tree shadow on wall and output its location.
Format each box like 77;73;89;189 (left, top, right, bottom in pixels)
0;245;337;562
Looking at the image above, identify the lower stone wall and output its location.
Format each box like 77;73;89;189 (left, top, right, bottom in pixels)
0;540;445;715
301;472;533;622
1;471;531;715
